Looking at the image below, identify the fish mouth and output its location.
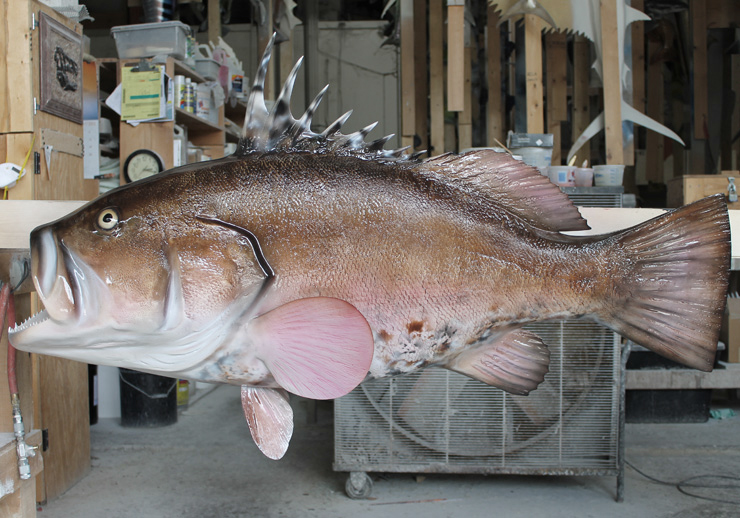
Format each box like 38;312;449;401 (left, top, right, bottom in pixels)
10;226;98;340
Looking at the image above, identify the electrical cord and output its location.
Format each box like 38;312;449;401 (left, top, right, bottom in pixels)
626;459;740;505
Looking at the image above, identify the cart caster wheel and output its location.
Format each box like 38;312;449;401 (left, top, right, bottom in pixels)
345;471;373;499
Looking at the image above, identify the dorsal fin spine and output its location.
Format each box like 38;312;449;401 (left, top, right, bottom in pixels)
237;33;417;162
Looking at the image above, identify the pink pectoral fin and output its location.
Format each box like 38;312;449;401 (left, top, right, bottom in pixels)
241;386;294;460
251;297;374;400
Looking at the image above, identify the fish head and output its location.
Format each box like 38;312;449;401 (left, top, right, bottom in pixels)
9;176;269;374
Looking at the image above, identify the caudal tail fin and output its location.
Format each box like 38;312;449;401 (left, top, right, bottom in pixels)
600;194;730;371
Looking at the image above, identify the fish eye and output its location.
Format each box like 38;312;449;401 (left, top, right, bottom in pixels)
96;207;120;232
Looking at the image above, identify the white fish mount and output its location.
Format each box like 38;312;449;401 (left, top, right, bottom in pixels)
490;0;685;163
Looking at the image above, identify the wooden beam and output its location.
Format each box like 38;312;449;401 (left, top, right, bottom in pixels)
207;0;220;46
400;0;416;147
414;0;428;152
486;7;503;146
0;0;33;134
645;38;665;182
600;0;623;164
631;0;646;113
459;46;473;150
524;14;544;133
429;0;445;155
447;4;465;112
625;0;646;168
692;0;708;140
257;0;274;100
545;32;567;165
572;36;591;165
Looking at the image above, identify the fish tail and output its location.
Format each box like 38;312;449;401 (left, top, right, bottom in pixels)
600;194;730;371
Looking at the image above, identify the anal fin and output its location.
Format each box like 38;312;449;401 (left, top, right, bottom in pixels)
445;329;550;395
241;386;294;460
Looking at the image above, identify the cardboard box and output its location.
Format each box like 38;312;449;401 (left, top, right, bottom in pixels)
721;297;740;363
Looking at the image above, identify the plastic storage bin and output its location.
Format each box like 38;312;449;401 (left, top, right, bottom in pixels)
111;21;190;60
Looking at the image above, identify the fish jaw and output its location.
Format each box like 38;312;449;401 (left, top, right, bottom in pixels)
7;224;228;376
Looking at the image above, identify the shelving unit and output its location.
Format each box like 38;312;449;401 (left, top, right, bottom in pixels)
107;57;247;184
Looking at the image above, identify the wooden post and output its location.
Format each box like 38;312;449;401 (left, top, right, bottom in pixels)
447;2;465;112
692;0;708;140
207;0;221;45
545;32;567;165
257;0;274;100
645;38;665;183
414;0;428;152
303;0;321;124
625;0;645;167
524;14;544;133
486;7;503;146
631;0;646;113
600;0;623;164
459;47;473;150
572;36;591;165
429;0;445;155
400;0;416;148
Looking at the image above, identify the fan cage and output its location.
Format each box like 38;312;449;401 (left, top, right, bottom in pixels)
334;320;621;476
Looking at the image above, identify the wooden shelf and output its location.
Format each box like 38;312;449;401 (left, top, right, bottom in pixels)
175;108;222;132
173;59;207;83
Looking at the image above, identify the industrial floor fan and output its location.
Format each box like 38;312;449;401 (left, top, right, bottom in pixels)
334;320;623;499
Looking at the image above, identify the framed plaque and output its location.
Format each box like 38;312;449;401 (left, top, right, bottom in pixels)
39;12;83;123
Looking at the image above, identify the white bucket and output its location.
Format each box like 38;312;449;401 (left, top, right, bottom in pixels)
593;165;625;186
548;165;575;187
574;167;594;187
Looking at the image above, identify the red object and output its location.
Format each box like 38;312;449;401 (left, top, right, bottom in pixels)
0;283;18;396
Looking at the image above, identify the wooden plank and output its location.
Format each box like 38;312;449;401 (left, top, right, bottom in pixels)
447;4;465;112
706;0;740;29
257;0;274;100
459;47;473;150
631;0;646;113
0;431;44;503
545;32;566;165
36;356;89;501
645;38;665;183
207;0;221;46
572;36;591;165
625;0;645;168
400;0;416;147
486;7;503;147
429;0;445;155
666;174;740;208
0;200;83;248
524;14;544;133
600;0;623;165
0;0;33;134
692;0;708;140
414;0;428;152
0;134;35;201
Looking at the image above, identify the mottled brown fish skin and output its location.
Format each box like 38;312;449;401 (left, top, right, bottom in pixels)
68;152;611;374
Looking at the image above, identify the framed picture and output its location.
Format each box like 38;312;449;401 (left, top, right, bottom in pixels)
39;12;83;123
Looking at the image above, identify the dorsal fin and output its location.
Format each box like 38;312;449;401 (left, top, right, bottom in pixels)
237;34;415;162
421;150;590;232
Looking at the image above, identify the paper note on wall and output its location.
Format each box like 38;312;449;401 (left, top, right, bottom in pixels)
121;66;165;121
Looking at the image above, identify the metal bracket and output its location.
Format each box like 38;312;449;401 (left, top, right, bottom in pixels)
31;12;39;31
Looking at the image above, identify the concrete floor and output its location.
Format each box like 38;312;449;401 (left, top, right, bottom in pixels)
38;385;740;518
